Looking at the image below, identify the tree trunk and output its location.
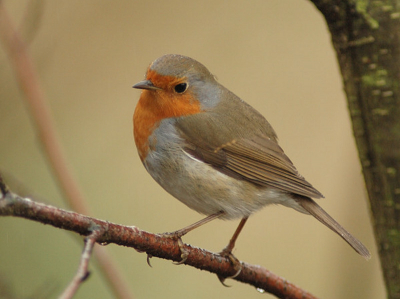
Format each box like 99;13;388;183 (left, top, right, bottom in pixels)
311;1;400;298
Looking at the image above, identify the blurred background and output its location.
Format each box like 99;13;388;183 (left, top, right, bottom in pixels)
0;1;384;298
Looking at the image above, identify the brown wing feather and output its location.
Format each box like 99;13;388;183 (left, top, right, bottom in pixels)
174;101;323;199
221;136;324;198
179;125;323;198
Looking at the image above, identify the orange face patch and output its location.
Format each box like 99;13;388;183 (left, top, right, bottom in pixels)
133;69;202;161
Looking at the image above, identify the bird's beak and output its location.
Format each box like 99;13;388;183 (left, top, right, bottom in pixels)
132;80;161;90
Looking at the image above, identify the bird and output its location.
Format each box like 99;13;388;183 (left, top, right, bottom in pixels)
132;54;371;268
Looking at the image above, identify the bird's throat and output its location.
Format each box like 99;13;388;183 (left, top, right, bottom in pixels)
133;89;201;160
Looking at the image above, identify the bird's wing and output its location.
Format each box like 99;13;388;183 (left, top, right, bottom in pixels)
176;115;323;199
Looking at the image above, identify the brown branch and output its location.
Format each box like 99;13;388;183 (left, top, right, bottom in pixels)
0;183;319;299
59;230;100;299
0;0;89;215
0;4;134;299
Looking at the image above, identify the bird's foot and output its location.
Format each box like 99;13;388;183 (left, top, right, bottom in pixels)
161;231;189;265
217;246;242;286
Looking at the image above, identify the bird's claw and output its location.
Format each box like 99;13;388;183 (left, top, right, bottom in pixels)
216;247;242;287
161;232;189;265
146;254;153;267
172;237;189;265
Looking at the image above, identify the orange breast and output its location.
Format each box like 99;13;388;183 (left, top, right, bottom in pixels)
133;74;202;160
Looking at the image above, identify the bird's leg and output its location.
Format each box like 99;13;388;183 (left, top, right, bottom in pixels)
221;216;248;255
218;217;248;285
161;211;225;264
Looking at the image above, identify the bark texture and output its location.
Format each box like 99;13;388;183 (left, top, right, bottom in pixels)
311;1;400;297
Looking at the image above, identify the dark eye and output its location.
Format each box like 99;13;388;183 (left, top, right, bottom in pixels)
174;83;188;93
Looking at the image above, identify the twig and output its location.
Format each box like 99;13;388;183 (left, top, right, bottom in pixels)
0;0;89;216
0;184;319;299
59;230;101;299
0;4;134;299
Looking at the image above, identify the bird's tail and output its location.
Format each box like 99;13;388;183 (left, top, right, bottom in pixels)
294;195;371;260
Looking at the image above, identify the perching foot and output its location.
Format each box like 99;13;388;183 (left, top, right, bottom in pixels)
217;247;242;286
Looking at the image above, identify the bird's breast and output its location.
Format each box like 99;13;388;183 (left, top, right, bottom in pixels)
133;89;202;160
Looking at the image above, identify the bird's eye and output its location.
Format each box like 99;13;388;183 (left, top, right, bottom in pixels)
174;83;188;93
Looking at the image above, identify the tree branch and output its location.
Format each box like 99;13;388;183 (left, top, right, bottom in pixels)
0;4;134;299
0;179;318;299
310;1;400;298
59;230;100;299
0;4;316;298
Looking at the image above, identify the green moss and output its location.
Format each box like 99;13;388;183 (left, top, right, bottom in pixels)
361;68;391;87
356;0;380;29
387;229;400;246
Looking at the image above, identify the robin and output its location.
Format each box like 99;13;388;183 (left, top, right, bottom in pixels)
132;54;370;269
